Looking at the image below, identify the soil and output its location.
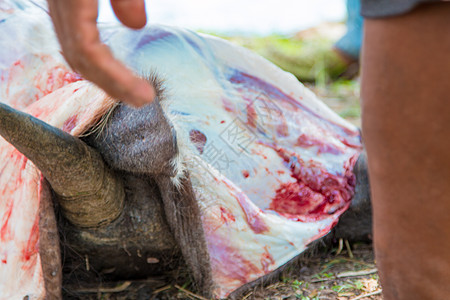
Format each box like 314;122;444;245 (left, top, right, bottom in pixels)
63;242;381;300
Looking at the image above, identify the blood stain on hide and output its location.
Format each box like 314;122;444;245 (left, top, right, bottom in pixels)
189;129;207;154
222;97;235;113
0;201;13;241
271;182;325;218
220;207;236;224
62;71;82;84
222;179;269;234
260;246;275;273
36;67;82;97
207;230;261;285
246;100;257;128
62;115;78;133
21;215;39;270
276;122;289;137
268;146;355;222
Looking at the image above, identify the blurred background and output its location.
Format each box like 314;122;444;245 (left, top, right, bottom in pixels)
98;0;346;35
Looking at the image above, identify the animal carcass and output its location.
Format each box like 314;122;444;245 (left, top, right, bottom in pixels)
0;1;369;299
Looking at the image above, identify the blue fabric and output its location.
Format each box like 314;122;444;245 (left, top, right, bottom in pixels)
334;0;364;60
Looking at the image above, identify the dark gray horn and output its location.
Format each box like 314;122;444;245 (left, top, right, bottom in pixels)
0;102;124;228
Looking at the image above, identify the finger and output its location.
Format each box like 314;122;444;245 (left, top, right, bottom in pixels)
110;0;147;29
47;0;155;107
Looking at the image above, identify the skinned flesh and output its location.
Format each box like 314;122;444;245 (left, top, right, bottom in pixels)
0;1;362;299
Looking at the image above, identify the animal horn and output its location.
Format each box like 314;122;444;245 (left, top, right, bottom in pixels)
0;102;124;228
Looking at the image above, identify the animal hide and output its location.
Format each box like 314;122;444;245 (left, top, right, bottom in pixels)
0;1;362;298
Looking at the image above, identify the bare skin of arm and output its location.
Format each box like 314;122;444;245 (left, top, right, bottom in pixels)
47;0;155;107
361;3;450;299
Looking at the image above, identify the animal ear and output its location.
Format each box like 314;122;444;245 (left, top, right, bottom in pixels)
0;102;125;228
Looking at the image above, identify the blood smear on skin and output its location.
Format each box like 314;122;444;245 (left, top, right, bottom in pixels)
267;146;356;222
220;207;236;224
222;97;235;113
206;224;262;287
222;179;269;234
189;129;207;154
21;215;39;265
260;246;275;273
35;66;82;98
62;115;78;133
271;182;326;218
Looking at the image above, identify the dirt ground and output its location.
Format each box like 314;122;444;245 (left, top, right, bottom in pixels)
65;242;381;300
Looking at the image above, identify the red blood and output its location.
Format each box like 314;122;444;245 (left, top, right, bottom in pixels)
37;67;82;97
22;215;39;264
62;72;82;84
220;207;236;224
266;146;356;222
242;170;250;178
0;201;13;241
220;120;226;124
207;234;261;285
246;101;257;128
189;129;207;154
1;259;6;264
0;152;27;241
340;137;362;149
260;246;275;273
221;179;269;234
62;115;78;133
276;122;289;137
271;182;326;217
13;60;24;67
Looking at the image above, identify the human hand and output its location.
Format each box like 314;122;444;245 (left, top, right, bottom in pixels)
47;0;155;107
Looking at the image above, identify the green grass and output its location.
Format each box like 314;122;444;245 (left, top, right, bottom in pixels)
208;33;349;83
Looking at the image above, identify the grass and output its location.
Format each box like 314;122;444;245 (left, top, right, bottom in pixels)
71;242;381;299
207;28;349;84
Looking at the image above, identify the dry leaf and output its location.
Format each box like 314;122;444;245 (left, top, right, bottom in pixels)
361;278;379;292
